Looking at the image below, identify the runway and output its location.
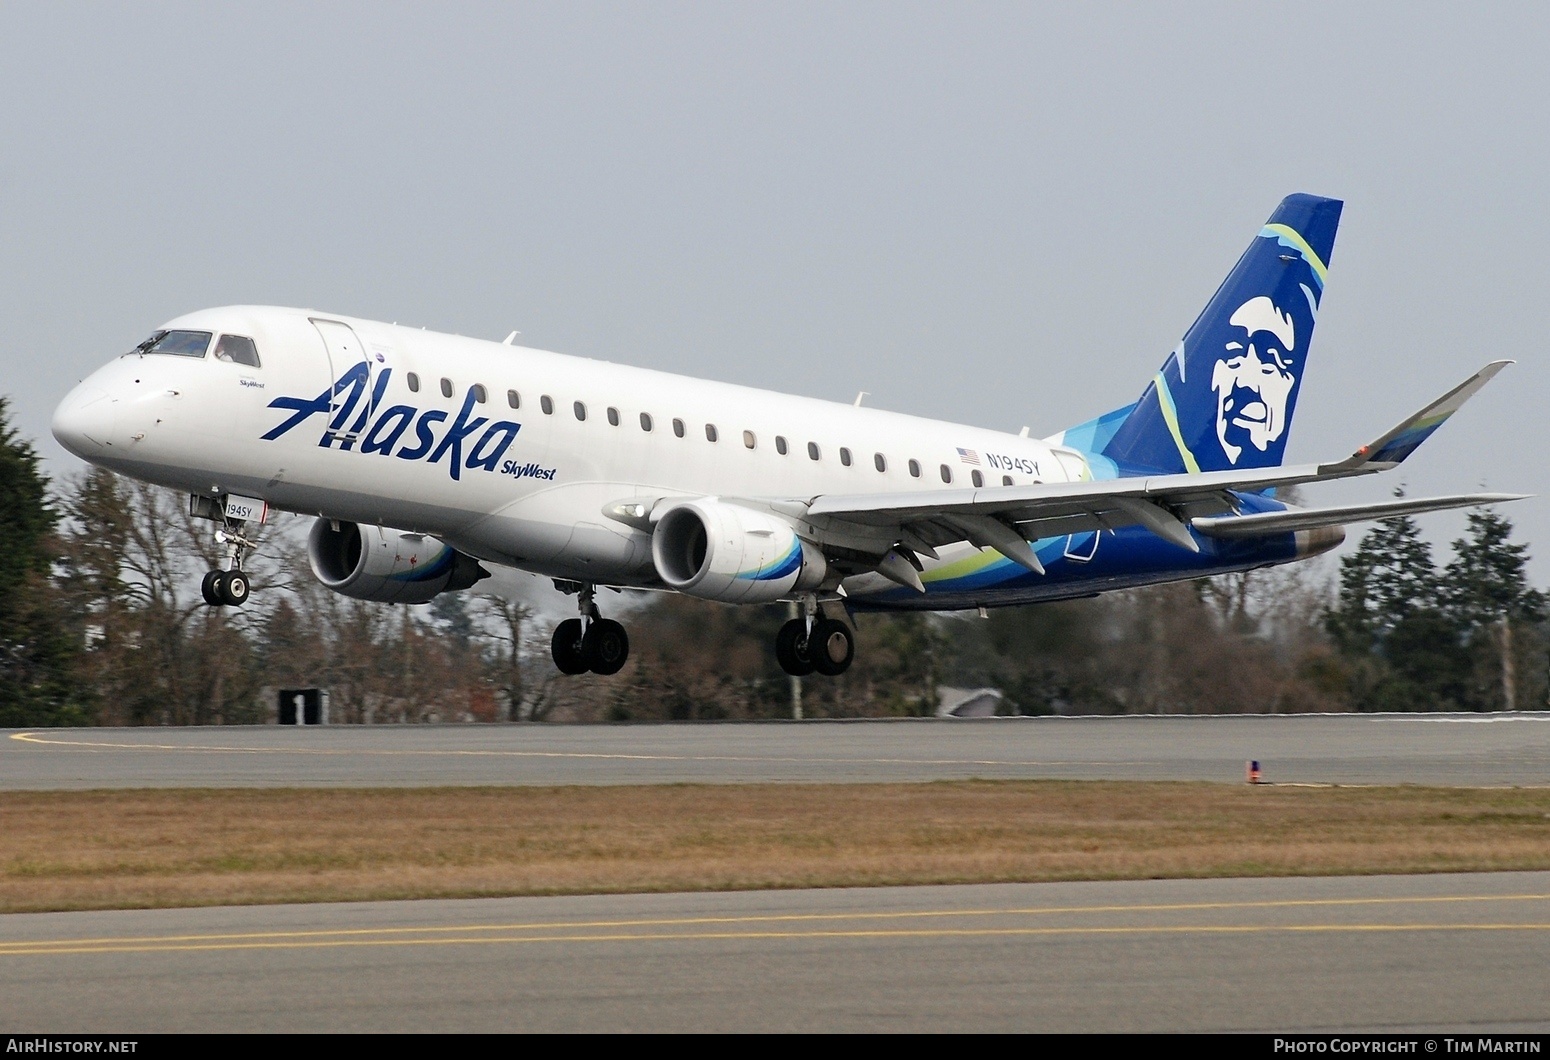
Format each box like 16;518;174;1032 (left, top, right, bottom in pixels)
6;722;1547;1032
5;712;1549;789
1;872;1546;1032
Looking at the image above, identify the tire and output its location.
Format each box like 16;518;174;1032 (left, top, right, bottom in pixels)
219;570;250;607
809;618;855;676
551;619;590;675
775;618;815;676
201;571;223;606
582;619;630;676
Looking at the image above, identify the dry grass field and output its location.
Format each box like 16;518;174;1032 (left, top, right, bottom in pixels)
2;781;1549;913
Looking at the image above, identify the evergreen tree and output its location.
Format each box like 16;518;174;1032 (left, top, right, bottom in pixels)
0;398;88;725
1444;509;1544;628
1326;504;1470;711
0;400;54;592
1442;508;1545;711
430;591;475;649
1326;508;1440;652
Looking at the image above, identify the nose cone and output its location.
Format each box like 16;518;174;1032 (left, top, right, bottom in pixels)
52;383;115;459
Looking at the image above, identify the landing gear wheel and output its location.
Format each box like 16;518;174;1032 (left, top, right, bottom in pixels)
551;619;590;675
775;618;816;676
201;571;223;607
809;618;855;676
582;619;630;676
219;570;250;607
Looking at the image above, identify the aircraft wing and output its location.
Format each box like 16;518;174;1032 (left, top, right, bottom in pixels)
1191;492;1527;539
800;464;1332;558
776;362;1514;585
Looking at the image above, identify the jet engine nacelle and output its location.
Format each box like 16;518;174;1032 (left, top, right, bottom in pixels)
308;519;489;604
651;499;826;604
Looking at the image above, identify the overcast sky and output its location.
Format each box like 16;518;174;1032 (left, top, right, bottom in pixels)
4;2;1548;582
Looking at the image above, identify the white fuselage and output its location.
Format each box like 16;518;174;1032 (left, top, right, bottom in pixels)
53;306;1081;598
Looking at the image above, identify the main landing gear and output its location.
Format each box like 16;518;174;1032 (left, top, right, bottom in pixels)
201;517;256;608
775;603;854;677
551;584;631;676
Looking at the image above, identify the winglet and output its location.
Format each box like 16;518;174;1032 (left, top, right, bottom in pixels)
1321;361;1510;473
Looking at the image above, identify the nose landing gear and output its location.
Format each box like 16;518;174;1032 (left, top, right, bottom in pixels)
551;583;631;675
201;569;250;607
201;517;256;608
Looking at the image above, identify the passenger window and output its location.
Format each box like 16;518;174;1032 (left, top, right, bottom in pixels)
971;470;984;488
607;407;620;426
1002;474;1013;486
673;418;685;438
407;373;420;393
440;378;454;398
807;442;821;461
541;395;554;415
775;436;788;456
640;412;653;432
908;459;921;478
507;389;520;409
574;401;587;421
743;430;756;449
705;424;718;442
839;447;852;467
874;453;887;473
213;334;260;367
145;330;211;358
471;384;487;404
940;464;953;483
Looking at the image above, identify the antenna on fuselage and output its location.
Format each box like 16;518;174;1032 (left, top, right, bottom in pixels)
853;391;868;407
503;331;520;345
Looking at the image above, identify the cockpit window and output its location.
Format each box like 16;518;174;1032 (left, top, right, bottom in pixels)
213;334;261;367
140;330;212;358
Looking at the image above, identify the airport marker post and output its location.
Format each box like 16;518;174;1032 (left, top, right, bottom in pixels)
788;600;803;720
278;688;329;725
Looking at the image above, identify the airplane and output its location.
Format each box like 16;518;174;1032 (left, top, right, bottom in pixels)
51;193;1523;679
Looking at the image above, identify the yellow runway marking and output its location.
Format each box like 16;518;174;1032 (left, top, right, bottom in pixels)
1;923;1547;958
2;893;1546;956
5;731;1113;769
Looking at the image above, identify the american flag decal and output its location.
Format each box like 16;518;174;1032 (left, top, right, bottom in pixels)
956;447;980;466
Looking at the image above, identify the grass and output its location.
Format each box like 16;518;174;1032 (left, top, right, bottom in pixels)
2;781;1549;913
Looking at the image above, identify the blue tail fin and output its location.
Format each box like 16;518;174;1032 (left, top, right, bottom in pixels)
1096;194;1343;475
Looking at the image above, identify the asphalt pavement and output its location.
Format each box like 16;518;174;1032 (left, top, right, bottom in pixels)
4;712;1549;789
2;872;1546;1032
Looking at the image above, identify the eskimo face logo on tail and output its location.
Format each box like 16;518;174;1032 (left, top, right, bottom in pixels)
262;366;533;482
1211;296;1297;464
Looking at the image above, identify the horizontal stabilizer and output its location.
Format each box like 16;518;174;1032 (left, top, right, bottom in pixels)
1321;361;1511;473
1192;492;1528;539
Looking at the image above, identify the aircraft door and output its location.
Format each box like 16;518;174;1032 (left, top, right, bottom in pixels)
311;319;375;447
